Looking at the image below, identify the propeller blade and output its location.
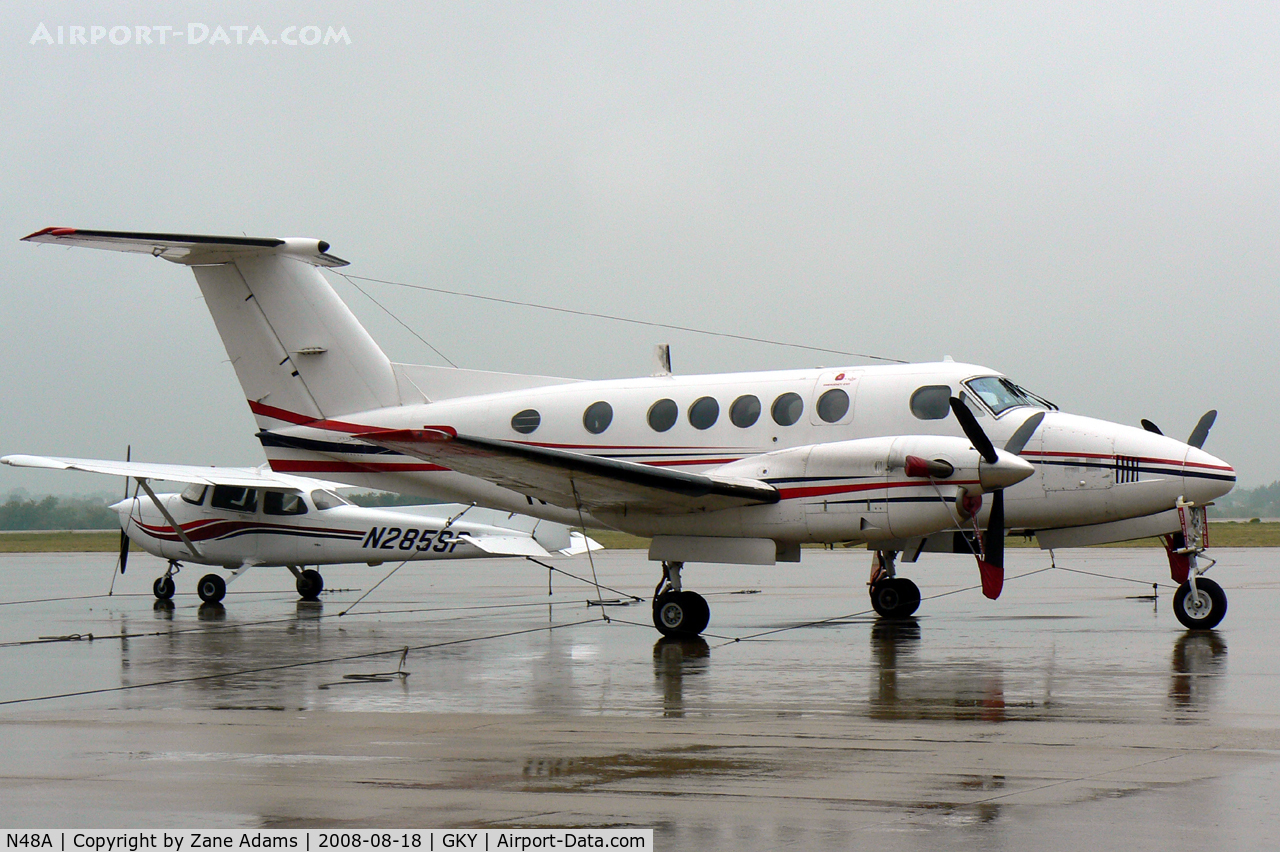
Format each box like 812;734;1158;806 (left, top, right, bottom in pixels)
116;528;130;575
1140;419;1163;436
977;489;1005;599
1187;410;1217;449
949;397;998;464
112;446;134;582
1004;411;1045;456
978;557;1004;600
983;489;1005;568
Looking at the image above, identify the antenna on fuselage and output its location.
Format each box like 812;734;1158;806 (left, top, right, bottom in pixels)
652;343;672;377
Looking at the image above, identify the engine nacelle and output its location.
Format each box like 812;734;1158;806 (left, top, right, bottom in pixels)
714;435;1032;544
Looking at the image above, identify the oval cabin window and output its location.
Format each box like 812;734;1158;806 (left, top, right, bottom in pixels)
816;388;850;423
648;399;678;432
771;392;804;426
583;401;613;434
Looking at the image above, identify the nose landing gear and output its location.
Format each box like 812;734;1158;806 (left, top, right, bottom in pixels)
1166;500;1227;630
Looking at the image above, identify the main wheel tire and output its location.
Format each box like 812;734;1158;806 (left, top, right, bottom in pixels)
296;568;324;600
196;573;227;604
153;576;176;600
870;577;921;618
653;591;711;638
1173;578;1227;630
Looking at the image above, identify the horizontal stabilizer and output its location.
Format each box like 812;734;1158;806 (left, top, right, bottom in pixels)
22;228;348;267
1;454;343;492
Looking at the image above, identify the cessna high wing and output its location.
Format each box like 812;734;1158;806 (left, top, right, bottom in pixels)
22;228;1236;634
1;454;597;605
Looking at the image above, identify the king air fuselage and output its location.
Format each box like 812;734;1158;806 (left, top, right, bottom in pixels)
257;361;1235;548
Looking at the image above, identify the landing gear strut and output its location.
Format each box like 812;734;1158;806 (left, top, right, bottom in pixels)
652;561;710;638
868;551;921;619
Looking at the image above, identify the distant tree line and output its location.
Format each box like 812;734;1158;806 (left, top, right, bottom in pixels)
0;490;439;530
1213;482;1280;520
0;495;120;530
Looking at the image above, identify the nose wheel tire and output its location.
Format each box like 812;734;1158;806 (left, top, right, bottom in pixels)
296;569;324;600
653;591;711;638
152;576;176;600
197;573;227;604
869;577;922;619
1173;578;1227;630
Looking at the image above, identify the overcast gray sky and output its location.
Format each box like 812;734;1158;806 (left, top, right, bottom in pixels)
2;2;1276;497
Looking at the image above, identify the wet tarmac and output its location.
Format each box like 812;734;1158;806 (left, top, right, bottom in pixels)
1;547;1278;848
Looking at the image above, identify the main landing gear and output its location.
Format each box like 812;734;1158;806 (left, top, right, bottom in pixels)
652;561;710;639
869;551;921;619
289;566;325;601
147;562;327;604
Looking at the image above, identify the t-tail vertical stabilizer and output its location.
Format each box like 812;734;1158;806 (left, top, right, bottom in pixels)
22;228;397;425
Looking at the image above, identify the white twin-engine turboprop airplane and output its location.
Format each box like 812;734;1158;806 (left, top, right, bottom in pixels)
1;454;597;605
22;228;1237;634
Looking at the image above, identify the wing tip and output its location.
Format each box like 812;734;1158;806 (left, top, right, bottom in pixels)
21;227;76;242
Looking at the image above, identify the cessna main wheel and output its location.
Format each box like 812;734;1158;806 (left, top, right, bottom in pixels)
1173;578;1227;630
653;591;711;638
197;573;227;604
869;577;921;619
296;568;324;600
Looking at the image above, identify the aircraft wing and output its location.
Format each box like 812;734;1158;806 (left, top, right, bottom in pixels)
0;454;326;491
361;429;779;515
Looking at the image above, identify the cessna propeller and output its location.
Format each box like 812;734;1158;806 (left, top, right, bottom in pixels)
109;446;136;595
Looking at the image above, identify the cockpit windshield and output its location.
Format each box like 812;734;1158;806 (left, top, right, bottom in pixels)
310;489;351;510
963;376;1057;416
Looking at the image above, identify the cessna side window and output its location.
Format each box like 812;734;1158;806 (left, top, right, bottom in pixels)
910;385;951;420
210;485;258;514
583;401;613;434
263;490;308;516
730;394;761;428
648;398;678;432
771;392;803;426
816;388;850;423
511;409;541;435
688;396;720;430
310;489;348;510
180;483;207;506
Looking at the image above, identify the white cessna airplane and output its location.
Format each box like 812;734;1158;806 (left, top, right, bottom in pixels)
1;453;597;605
22;228;1236;634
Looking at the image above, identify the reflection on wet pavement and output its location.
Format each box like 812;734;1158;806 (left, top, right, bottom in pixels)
0;548;1278;845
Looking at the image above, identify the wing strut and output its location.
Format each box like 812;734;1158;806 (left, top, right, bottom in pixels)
135;478;203;560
